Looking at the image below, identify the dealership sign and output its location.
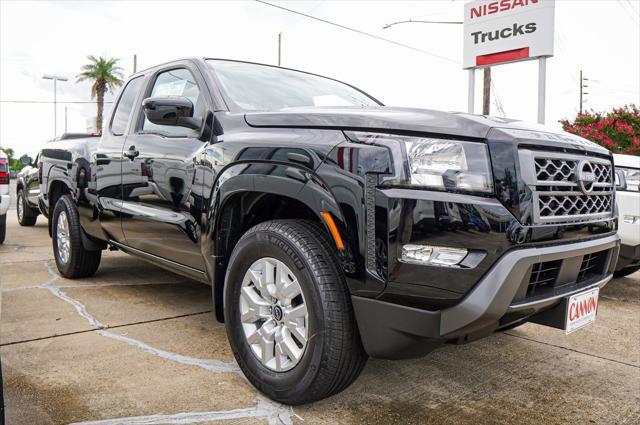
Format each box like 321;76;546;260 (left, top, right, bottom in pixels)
463;0;555;69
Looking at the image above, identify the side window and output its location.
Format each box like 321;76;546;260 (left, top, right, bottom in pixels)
111;77;144;136
142;68;204;137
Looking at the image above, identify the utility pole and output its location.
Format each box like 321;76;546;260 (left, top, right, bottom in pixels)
42;74;68;138
133;54;137;73
482;68;491;115
579;70;589;114
277;33;282;66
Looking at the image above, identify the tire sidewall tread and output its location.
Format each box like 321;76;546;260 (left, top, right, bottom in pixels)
223;219;366;405
52;195;101;278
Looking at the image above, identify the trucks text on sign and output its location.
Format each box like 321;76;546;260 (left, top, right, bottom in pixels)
463;0;555;69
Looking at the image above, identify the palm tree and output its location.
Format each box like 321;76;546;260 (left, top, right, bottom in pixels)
77;55;124;131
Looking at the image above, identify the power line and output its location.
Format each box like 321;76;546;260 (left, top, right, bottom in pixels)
383;19;463;29
616;0;640;25
626;0;640;15
254;0;460;64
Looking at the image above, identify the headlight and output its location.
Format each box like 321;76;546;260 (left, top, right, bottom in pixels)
616;167;639;191
345;131;493;194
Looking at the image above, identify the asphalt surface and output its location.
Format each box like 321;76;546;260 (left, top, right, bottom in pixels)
1;194;639;424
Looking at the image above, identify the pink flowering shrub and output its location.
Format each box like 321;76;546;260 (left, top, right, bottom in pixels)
560;105;640;156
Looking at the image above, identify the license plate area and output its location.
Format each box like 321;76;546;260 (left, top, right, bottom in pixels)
565;288;599;334
528;287;600;333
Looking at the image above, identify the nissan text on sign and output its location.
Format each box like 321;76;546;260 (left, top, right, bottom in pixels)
463;0;555;69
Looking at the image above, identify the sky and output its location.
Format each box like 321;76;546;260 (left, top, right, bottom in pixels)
1;0;639;157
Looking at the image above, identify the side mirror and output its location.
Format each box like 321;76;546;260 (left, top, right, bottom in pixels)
19;155;33;166
142;96;202;130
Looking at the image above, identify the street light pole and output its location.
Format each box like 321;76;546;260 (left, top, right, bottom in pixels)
42;74;68;138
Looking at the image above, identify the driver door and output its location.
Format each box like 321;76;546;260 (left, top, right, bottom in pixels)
120;65;210;272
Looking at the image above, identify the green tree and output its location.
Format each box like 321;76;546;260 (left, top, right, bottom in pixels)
76;55;124;131
0;147;27;171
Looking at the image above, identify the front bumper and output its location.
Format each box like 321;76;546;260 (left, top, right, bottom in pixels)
0;194;10;215
353;234;620;359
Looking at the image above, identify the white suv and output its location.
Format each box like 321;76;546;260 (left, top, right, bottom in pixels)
614;153;640;277
0;150;9;243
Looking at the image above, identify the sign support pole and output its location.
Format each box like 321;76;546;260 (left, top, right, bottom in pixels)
467;69;475;113
537;56;547;124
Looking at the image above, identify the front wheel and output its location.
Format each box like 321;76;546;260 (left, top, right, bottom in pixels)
224;220;367;405
52;195;101;278
17;189;37;226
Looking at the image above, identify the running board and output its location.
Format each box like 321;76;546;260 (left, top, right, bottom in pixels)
108;240;208;283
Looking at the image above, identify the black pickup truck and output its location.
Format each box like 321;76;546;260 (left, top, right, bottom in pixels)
40;58;620;405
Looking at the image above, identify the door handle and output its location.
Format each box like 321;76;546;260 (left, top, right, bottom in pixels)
124;146;139;160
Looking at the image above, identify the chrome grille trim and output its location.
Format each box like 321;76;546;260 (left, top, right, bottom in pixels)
519;150;614;224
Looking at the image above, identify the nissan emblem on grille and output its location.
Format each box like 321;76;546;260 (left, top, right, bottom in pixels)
575;160;597;194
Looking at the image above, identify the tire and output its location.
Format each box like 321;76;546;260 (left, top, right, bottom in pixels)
52;195;101;278
17;189;37;226
0;214;6;244
614;265;640;278
224;220;367;405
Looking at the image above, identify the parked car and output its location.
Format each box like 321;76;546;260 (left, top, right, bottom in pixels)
16;154;42;226
0;150;9;243
614;153;640;277
40;58;620;405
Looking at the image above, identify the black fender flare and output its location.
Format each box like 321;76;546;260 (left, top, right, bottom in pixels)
203;161;349;322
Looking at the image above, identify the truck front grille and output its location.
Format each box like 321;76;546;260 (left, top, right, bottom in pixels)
520;150;614;224
538;193;612;219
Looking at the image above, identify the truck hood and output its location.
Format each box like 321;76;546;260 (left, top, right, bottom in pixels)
245;106;493;139
244;106;609;154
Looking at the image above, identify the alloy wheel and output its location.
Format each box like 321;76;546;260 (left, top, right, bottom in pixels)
17;192;24;222
239;257;309;372
56;210;71;264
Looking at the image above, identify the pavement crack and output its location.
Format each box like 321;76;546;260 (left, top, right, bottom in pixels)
503;331;639;369
0;311;213;347
96;330;240;374
601;294;640;305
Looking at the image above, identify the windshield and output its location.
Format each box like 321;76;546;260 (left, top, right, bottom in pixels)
207;60;381;112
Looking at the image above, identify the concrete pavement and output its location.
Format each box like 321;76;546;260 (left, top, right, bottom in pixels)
1;210;639;424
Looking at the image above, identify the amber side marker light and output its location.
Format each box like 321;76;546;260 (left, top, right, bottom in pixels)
320;211;345;250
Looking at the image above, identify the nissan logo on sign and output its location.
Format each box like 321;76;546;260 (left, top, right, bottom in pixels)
463;0;555;69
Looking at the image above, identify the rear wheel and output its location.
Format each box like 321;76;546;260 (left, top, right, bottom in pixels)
0;214;6;244
224;220;367;405
17;189;37;226
52;195;101;278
